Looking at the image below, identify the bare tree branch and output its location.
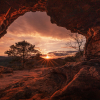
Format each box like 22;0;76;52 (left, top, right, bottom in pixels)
66;33;86;53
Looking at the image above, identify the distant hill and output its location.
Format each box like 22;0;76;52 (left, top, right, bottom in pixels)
0;56;12;67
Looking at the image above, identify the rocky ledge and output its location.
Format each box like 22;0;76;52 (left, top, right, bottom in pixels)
0;59;100;100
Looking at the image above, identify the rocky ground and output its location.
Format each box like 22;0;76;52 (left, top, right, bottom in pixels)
0;59;100;100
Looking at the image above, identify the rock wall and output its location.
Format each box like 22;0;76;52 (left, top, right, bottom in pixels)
0;0;47;37
0;0;100;59
50;59;100;100
47;0;100;60
84;27;100;59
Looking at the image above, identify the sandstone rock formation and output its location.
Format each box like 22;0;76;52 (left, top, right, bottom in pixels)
0;0;47;37
0;60;100;100
51;59;100;100
47;0;100;60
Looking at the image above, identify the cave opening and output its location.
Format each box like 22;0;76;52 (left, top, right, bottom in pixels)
0;11;86;59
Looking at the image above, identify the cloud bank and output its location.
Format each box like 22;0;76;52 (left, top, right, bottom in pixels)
48;51;77;57
8;11;72;40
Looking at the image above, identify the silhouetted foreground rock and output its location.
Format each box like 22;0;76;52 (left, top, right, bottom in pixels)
0;59;100;100
51;60;100;100
0;67;66;100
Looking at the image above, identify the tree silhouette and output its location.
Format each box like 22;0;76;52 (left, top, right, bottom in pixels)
5;40;39;68
66;33;86;55
35;53;42;60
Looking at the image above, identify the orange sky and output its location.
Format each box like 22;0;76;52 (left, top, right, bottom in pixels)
0;11;86;58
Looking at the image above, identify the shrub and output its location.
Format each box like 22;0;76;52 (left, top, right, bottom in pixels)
75;51;84;58
65;56;76;62
64;51;84;62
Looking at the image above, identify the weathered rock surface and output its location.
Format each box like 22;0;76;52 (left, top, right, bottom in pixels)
0;60;100;100
47;0;100;59
0;67;67;100
0;0;47;37
51;59;100;100
47;0;100;34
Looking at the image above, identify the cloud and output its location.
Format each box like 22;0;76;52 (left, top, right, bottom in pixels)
7;11;72;40
48;51;77;57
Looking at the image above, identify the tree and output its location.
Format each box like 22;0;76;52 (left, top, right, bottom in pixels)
66;33;86;55
5;40;40;68
35;53;42;60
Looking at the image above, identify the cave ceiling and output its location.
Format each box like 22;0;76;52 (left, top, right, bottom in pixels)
0;0;100;38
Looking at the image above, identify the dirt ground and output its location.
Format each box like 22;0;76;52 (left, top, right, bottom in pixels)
0;67;51;90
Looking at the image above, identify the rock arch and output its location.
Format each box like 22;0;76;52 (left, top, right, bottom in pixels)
0;0;100;59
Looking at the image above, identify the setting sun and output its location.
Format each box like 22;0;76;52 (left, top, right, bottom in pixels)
45;55;50;59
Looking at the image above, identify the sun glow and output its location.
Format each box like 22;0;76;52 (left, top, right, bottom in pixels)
45;55;50;59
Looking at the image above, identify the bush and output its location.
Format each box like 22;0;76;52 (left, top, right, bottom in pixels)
64;51;84;62
75;51;84;58
65;56;76;62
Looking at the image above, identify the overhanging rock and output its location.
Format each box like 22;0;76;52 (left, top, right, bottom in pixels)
0;0;100;59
